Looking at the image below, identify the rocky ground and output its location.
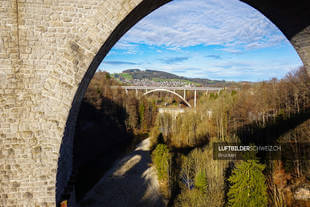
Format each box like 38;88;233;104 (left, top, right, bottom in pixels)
77;138;166;207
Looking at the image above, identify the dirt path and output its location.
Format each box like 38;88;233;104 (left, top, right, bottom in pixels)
77;138;166;207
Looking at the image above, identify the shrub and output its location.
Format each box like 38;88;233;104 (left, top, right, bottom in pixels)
175;188;224;207
194;169;208;193
152;144;171;182
175;188;206;207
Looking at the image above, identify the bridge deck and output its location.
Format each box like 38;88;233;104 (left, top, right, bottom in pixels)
111;86;223;91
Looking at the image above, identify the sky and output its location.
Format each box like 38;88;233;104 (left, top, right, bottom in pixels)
98;0;303;82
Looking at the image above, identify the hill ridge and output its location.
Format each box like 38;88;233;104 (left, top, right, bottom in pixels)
113;69;225;87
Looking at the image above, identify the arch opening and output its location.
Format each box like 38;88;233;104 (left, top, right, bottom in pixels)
143;89;192;107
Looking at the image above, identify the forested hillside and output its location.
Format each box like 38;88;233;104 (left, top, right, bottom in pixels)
74;67;310;207
150;67;310;207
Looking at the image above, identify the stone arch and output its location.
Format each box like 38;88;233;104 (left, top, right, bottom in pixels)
0;0;310;206
57;1;310;202
55;0;172;205
58;1;310;204
143;88;192;107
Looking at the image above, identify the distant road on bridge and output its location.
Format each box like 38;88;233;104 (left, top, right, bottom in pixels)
111;86;224;91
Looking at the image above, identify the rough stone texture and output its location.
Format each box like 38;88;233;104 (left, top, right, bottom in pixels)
0;0;310;206
291;26;310;75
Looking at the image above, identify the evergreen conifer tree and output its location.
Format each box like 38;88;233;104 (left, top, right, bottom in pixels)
227;152;268;207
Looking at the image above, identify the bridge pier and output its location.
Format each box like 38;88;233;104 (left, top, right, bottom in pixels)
194;90;197;108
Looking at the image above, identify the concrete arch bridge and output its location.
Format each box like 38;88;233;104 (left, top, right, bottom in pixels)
118;86;223;108
143;88;192;107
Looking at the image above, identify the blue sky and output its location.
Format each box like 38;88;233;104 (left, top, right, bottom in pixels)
98;0;303;81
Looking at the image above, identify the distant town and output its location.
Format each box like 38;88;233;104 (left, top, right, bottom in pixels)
110;69;238;87
116;77;197;87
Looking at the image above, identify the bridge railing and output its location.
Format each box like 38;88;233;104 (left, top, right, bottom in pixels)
111;86;224;91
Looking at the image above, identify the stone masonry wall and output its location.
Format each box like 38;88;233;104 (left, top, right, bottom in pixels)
0;0;309;207
0;0;145;206
292;26;310;75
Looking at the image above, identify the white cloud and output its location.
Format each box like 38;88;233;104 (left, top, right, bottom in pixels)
113;41;138;54
119;0;286;51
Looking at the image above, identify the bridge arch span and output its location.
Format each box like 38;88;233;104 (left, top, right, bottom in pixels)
143;88;192;107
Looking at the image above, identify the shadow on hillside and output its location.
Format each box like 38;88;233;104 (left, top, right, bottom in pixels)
237;108;310;145
73;97;134;202
235;108;310;163
78;147;165;207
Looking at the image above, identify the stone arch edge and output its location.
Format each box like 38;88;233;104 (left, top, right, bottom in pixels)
55;0;171;205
